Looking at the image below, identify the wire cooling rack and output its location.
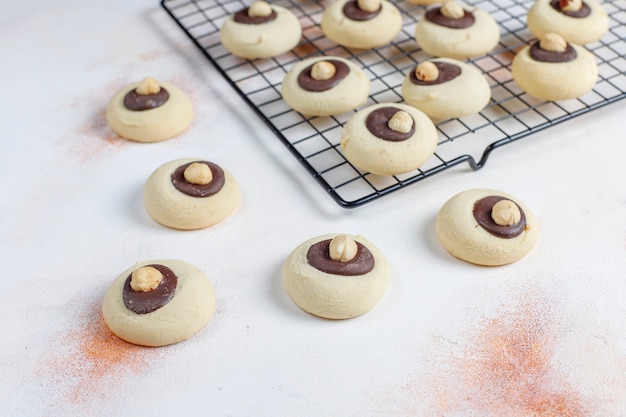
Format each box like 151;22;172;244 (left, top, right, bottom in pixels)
161;0;626;208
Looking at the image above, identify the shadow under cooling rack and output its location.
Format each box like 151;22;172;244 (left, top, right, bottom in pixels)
161;0;626;208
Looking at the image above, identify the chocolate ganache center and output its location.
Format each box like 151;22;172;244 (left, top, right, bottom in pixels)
529;41;577;63
124;87;169;111
365;107;415;142
409;61;462;85
234;7;278;24
297;60;350;92
473;196;526;238
342;0;381;21
550;0;591;18
171;161;226;198
123;264;178;314
425;7;475;29
307;239;375;276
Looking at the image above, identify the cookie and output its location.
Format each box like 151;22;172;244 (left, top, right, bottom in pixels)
281;56;371;116
321;0;403;49
511;33;598;101
143;158;240;230
106;77;193;143
527;0;609;45
401;58;491;120
436;188;540;266
282;234;390;319
415;1;500;59
102;260;216;346
219;1;302;59
340;103;437;175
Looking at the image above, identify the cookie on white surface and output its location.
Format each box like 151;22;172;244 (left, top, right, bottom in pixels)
415;1;500;59
340;103;437;175
436;188;540;266
106;77;193;143
143;158;240;230
401;58;491;120
281;56;371;116
282;234;390;319
219;1;302;59
321;0;403;49
102;260;216;347
512;33;598;101
527;0;609;45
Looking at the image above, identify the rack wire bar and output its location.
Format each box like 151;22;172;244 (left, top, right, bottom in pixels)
161;0;626;208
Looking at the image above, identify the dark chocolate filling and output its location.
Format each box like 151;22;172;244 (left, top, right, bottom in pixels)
297;59;350;92
123;87;169;111
550;0;591;18
365;106;415;142
171;161;225;198
122;264;178;315
342;0;381;21
473;196;527;239
425;7;475;29
307;239;375;276
409;61;462;86
233;7;278;24
529;41;577;63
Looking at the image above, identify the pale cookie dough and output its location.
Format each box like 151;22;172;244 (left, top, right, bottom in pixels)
436;188;540;266
106;77;193;143
281;56;371;116
143;158;240;230
511;34;598;101
282;234;390;319
404;0;441;4
527;0;609;45
401;58;491;120
219;2;302;59
415;1;500;59
321;0;403;49
102;259;216;346
340;103;437;175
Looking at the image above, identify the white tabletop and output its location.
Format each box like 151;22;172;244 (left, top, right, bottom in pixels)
2;1;626;416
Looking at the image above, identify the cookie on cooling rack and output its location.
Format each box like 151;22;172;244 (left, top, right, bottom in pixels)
340;103;437;176
527;0;608;45
401;58;491;120
219;1;302;59
282;233;391;319
106;77;193;143
415;1;500;59
512;33;598;101
436;188;540;266
281;56;371;116
321;0;403;49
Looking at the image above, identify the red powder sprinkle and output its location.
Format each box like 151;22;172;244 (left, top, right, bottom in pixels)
36;299;165;413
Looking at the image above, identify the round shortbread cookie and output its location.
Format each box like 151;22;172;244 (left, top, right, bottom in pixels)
143;158;240;230
436;188;540;266
219;3;302;59
282;233;390;319
511;39;598;101
415;3;500;59
102;259;216;347
106;78;193;143
401;58;491;120
321;0;403;49
281;56;371;116
340;103;437;175
527;0;608;45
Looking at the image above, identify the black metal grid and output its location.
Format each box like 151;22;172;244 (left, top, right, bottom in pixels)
161;0;626;208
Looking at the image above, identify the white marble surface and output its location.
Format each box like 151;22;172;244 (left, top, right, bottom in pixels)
2;1;626;416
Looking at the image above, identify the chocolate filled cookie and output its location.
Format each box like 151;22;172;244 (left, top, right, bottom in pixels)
143;158;240;230
282;234;390;319
102;259;216;346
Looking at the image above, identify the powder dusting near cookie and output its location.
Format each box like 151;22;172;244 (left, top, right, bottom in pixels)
36;299;165;415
